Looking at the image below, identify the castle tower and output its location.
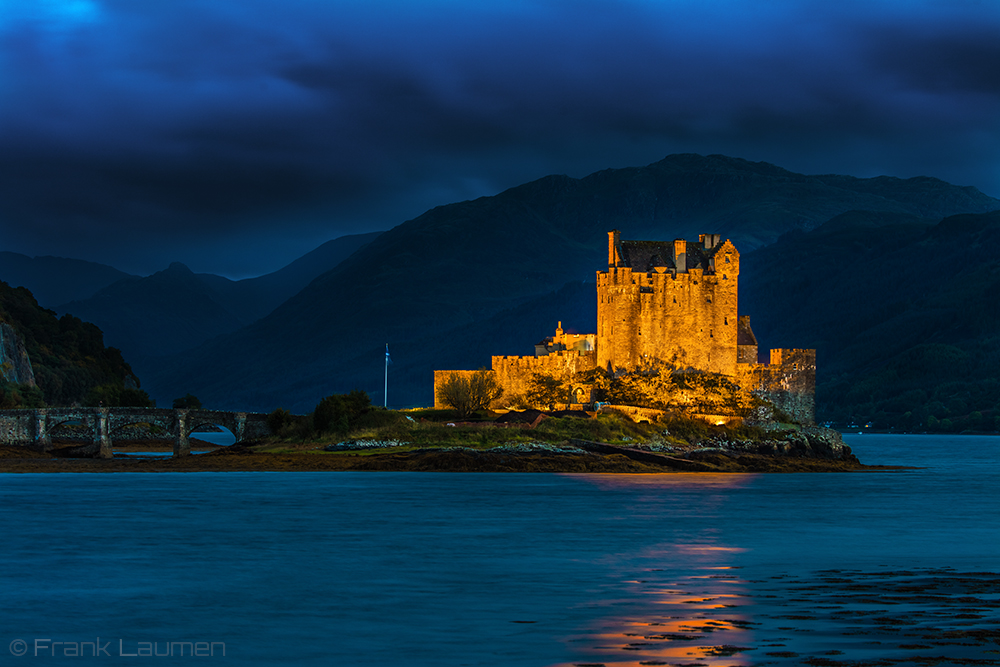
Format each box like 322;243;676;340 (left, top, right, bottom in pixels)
596;231;740;375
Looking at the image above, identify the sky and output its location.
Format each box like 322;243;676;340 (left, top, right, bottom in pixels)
1;0;999;278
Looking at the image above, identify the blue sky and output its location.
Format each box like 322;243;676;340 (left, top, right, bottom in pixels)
2;0;998;277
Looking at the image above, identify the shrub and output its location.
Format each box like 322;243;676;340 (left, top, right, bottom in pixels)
437;370;503;418
267;408;294;435
84;383;154;407
313;389;372;434
172;393;202;409
0;381;45;409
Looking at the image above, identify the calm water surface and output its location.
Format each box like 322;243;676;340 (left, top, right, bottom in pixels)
1;434;997;665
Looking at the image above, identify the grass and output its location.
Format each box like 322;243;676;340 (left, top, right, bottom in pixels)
255;408;775;453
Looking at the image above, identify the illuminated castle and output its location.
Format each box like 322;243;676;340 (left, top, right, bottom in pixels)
435;231;816;423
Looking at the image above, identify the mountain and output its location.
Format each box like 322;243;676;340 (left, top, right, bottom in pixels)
0;252;134;308
54;231;383;374
57;262;246;362
741;210;1000;431
195;231;382;323
142;154;1000;412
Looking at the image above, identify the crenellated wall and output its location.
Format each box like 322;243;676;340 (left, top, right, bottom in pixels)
492;350;597;403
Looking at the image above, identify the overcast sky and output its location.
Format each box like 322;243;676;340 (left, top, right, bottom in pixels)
1;0;998;277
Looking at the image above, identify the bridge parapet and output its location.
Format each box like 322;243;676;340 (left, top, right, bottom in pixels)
0;408;273;458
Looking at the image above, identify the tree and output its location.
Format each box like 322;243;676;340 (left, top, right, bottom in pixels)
172;393;202;409
84;383;154;407
525;373;565;411
267;408;293;435
437;370;503;418
313;389;372;434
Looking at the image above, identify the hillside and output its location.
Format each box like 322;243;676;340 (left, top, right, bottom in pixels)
142;154;1000;412
57;262;246;361
741;210;1000;431
194;231;382;323
0;281;141;406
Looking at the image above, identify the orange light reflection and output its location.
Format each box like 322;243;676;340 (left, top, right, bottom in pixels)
564;472;759;491
549;571;756;667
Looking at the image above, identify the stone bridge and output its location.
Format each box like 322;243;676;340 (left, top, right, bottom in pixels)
0;408;270;458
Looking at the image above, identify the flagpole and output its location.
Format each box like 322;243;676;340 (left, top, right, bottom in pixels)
384;343;388;408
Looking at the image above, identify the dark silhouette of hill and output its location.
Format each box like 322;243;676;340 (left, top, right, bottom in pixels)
57;262;245;361
195;231;382;323
0;252;134;308
141;154;1000;412
741;210;1000;431
52;232;382;378
0;281;140;406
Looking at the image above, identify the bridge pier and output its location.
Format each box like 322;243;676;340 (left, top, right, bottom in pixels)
33;409;52;452
94;408;112;459
235;412;247;442
173;409;190;457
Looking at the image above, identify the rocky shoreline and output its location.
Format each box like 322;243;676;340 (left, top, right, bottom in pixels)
0;428;905;473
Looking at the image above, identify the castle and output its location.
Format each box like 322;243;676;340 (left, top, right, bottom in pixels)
434;231;816;424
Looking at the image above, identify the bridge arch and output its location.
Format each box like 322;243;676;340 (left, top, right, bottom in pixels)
184;417;237;448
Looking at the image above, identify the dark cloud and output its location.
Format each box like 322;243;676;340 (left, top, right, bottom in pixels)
1;0;998;276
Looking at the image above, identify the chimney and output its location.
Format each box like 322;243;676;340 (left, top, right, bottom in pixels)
608;230;621;267
699;233;721;249
673;239;687;272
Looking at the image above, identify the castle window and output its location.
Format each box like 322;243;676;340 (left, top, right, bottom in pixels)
707;297;712;303
725;255;731;263
725;317;729;325
723;274;728;280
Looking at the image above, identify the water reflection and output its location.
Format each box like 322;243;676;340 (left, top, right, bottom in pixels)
554;474;757;666
555;567;756;666
569;472;759;491
551;469;1000;666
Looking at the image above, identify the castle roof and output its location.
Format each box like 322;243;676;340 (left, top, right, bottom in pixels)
618;239;720;273
737;317;758;346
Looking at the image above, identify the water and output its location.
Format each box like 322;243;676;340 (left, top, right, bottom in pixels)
1;434;997;665
112;429;236;456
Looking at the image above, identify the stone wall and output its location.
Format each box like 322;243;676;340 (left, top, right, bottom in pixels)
736;348;817;424
492;350;597;406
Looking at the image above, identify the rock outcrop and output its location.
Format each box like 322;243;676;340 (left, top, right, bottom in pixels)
0;322;35;386
696;426;857;462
